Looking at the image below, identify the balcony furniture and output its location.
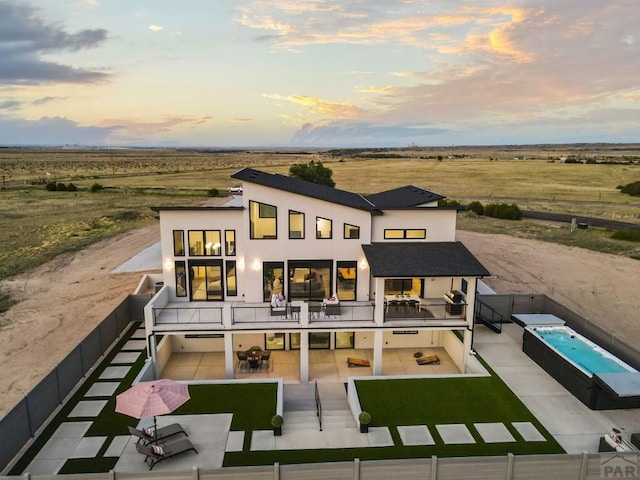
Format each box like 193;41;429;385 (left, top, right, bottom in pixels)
261;350;271;367
236;351;248;370
136;437;198;470
244;347;263;370
128;424;187;446
444;290;466;315
308;302;323;319
289;303;301;319
270;306;287;319
416;354;440;365
325;303;341;318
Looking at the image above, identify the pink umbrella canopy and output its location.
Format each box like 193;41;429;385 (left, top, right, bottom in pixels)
116;379;190;420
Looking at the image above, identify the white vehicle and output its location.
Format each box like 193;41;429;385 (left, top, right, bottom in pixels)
227;185;243;194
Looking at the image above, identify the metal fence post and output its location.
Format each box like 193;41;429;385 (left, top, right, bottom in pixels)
192;466;199;480
353;457;360;480
579;451;588;480
274;461;280;480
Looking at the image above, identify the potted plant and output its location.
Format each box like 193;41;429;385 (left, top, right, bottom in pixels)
359;411;371;433
271;414;283;436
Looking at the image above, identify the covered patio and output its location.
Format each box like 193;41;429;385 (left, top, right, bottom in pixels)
159;347;460;383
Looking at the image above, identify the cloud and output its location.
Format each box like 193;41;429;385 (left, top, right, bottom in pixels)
148;25;164;31
0;1;109;85
97;116;214;140
263;93;364;117
0;115;115;146
0;100;22;110
33;96;63;105
291;121;446;147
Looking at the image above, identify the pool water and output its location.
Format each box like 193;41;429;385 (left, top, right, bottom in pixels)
536;329;631;376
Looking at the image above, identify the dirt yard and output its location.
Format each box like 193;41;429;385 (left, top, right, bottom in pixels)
0;226;638;417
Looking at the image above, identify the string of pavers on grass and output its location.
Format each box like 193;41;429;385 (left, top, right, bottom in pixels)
23;327;147;476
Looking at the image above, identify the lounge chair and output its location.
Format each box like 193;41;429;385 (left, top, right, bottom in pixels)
128;424;187;445
136;437;198;470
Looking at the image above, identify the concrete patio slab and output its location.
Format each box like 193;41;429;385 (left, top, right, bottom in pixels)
122;340;147;351
512;422;546;441
69;400;107;418
251;430;276;451
115;414;232;473
130;328;146;339
367;427;394;447
69;437;107;458
85;382;120;398
112;352;141;364
436;424;476;444
104;436;131;457
51;422;93;438
23;459;66;476
225;431;244;452
398;425;435;446
474;423;516;443
99;365;131;380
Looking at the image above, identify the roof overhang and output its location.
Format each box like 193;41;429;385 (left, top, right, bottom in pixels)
362;242;491;278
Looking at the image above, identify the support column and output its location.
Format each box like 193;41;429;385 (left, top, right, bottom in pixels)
149;334;159;379
300;331;309;383
224;332;234;379
373;278;385;326
373;330;383;376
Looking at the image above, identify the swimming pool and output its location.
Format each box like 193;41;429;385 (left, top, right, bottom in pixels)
522;325;640;409
530;326;635;376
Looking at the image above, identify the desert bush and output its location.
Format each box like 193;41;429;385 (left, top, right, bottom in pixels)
620;181;640;197
56;182;67;191
90;183;104;192
611;229;640;242
207;188;219;197
45;181;57;191
66;183;78;192
484;202;523;220
467;201;484;215
438;198;460;207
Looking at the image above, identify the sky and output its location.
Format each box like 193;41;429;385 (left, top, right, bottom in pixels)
0;0;638;147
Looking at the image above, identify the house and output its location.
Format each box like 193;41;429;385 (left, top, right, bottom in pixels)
144;167;490;381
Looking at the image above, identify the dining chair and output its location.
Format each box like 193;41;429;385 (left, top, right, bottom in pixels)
261;350;271;368
236;351;248;370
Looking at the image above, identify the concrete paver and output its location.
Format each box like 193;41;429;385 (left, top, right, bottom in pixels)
225;432;244;452
69;437;107;458
436;424;476;444
99;366;131;380
474;423;515;443
398;425;435;446
112;352;141;364
104;436;131;457
122;340;146;351
85;382;120;397
367;427;394;447
68;400;107;418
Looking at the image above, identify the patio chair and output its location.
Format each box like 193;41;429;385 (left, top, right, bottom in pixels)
136;437;198;470
270;306;287;319
261;350;271;368
325;303;341;318
128;424;187;445
236;351;248;370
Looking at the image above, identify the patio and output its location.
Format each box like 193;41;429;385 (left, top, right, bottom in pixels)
160;347;460;383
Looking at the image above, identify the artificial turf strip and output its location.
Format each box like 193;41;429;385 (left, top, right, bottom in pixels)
8;322;144;475
58;458;118;475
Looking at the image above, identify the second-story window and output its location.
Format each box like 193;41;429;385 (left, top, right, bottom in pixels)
225;230;236;255
250;200;277;239
384;229;426;239
189;230;222;255
316;217;332;239
344;224;360;239
289;210;305;239
173;230;185;256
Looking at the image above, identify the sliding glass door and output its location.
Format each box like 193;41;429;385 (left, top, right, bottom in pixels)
189;260;224;301
288;260;332;301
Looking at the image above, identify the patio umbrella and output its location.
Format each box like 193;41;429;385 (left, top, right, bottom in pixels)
115;379;190;442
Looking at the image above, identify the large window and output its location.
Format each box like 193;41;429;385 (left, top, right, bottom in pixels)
189;260;223;301
335;332;354;349
225;230;236;255
226;260;237;296
384;229;426;239
309;332;331;349
263;262;284;302
316;217;332;239
384;278;423;296
250;200;277;239
289;210;305;239
189;230;222;255
173;230;185;256
175;261;186;297
288;260;331;301
265;333;285;350
344;224;360;239
337;261;356;300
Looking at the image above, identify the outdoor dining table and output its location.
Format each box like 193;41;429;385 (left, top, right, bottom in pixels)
384;294;422;312
244;347;263;369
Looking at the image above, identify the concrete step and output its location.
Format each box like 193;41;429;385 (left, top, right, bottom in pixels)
283;383;316;411
320;410;356;430
283;410;321;431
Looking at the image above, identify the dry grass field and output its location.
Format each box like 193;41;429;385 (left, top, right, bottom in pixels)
0;145;639;286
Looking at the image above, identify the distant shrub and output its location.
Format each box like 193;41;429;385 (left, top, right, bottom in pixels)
564;158;582;164
45;181;57;191
611;229;640;242
56;182;67;191
438;198;460;207
66;183;78;192
620;181;640;197
467;201;484;215
90;183;104;193
484;202;523;220
207;188;219;197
